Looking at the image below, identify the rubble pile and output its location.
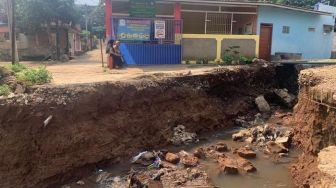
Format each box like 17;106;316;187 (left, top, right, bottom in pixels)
169;125;199;146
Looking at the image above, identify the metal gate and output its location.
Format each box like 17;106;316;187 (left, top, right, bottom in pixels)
112;17;183;65
206;13;233;34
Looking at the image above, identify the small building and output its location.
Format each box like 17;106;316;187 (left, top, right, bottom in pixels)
110;0;336;64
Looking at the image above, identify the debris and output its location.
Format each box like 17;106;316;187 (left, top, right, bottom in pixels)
148;156;162;170
232;129;251;141
218;156;239;174
236;156;257;173
273;89;296;108
165;152;180;164
266;141;289;154
170;125;199;146
15;84;25;94
234;117;251;128
215;142;229;152
193;148;206;159
237;146;257;159
43;115;53;127
180;152;199;167
255;95;271;112
76;180;85;185
152;169;165;180
131;151;148;163
253;113;265;125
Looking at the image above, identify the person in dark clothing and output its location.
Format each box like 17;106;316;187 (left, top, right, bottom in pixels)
110;40;124;69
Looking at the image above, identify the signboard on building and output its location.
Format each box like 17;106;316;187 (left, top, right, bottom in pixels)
117;19;151;41
154;20;165;39
130;0;156;18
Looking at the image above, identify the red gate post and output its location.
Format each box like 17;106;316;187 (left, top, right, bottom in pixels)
105;0;113;69
174;2;181;34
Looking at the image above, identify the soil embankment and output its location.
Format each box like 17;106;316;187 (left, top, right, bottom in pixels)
291;65;336;187
0;65;276;188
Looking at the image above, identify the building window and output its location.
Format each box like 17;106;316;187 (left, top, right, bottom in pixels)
323;25;333;34
282;26;290;34
308;27;316;32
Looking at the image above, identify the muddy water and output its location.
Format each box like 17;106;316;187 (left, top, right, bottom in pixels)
197;131;298;188
67;129;298;188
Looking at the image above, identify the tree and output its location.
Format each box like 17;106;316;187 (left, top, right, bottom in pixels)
272;0;336;8
15;0;80;60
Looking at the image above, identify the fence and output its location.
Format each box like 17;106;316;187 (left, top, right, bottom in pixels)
111;17;183;65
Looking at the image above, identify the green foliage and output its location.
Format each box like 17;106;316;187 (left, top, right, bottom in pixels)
271;0;336;7
196;57;210;64
222;46;254;65
0;84;11;96
16;66;52;85
16;0;80;34
8;63;27;73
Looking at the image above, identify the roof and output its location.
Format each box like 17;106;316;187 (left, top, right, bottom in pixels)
160;0;333;15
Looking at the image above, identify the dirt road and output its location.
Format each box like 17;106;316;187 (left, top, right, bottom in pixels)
1;49;224;85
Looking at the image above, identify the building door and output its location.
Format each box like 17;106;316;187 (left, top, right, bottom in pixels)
259;24;273;61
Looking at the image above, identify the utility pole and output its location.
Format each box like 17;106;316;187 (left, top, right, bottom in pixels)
11;0;15;64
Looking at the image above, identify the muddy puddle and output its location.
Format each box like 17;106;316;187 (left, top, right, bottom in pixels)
66;129;299;188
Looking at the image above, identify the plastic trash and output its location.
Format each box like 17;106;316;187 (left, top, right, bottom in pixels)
131;151;148;163
147;156;161;170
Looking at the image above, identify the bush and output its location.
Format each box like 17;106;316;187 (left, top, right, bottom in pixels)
196;57;210;65
8;63;27;73
17;66;52;85
0;84;11;96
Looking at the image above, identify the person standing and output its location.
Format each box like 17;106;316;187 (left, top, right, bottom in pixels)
111;40;124;69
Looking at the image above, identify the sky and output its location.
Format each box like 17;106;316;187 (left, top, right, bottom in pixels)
75;0;100;6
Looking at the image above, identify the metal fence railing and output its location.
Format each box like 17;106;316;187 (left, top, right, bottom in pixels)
111;17;183;44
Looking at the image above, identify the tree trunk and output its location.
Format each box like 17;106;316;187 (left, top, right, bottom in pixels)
56;20;60;61
6;0;19;64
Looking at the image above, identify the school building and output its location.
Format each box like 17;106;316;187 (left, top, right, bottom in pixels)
109;0;336;65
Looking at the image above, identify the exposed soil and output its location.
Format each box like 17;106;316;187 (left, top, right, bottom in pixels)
0;65;276;188
291;65;336;188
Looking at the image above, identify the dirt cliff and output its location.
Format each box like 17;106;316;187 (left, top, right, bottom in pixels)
0;65;276;188
291;65;336;187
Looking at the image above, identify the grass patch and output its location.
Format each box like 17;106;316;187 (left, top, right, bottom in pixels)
0;84;11;96
7;63;27;73
16;66;52;85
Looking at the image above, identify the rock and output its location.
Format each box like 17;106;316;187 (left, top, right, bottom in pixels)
15;84;25;94
181;155;199;167
253;113;265;125
266;141;288;154
274;89;296;108
232;129;251;141
96;172;113;184
318;146;336;178
215;142;228;152
161;161;177;169
237;146;257;159
165;152;180;164
76;180;85;185
255;95;271;112
170;125;199;146
234;117;250;128
218;156;239;174
152;169;165;180
236;157;257;173
245;137;254;144
142;151;155;161
275;136;291;147
193;148;206;159
279;153;289;158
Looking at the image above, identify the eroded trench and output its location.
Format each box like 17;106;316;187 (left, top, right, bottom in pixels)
0;64;320;188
